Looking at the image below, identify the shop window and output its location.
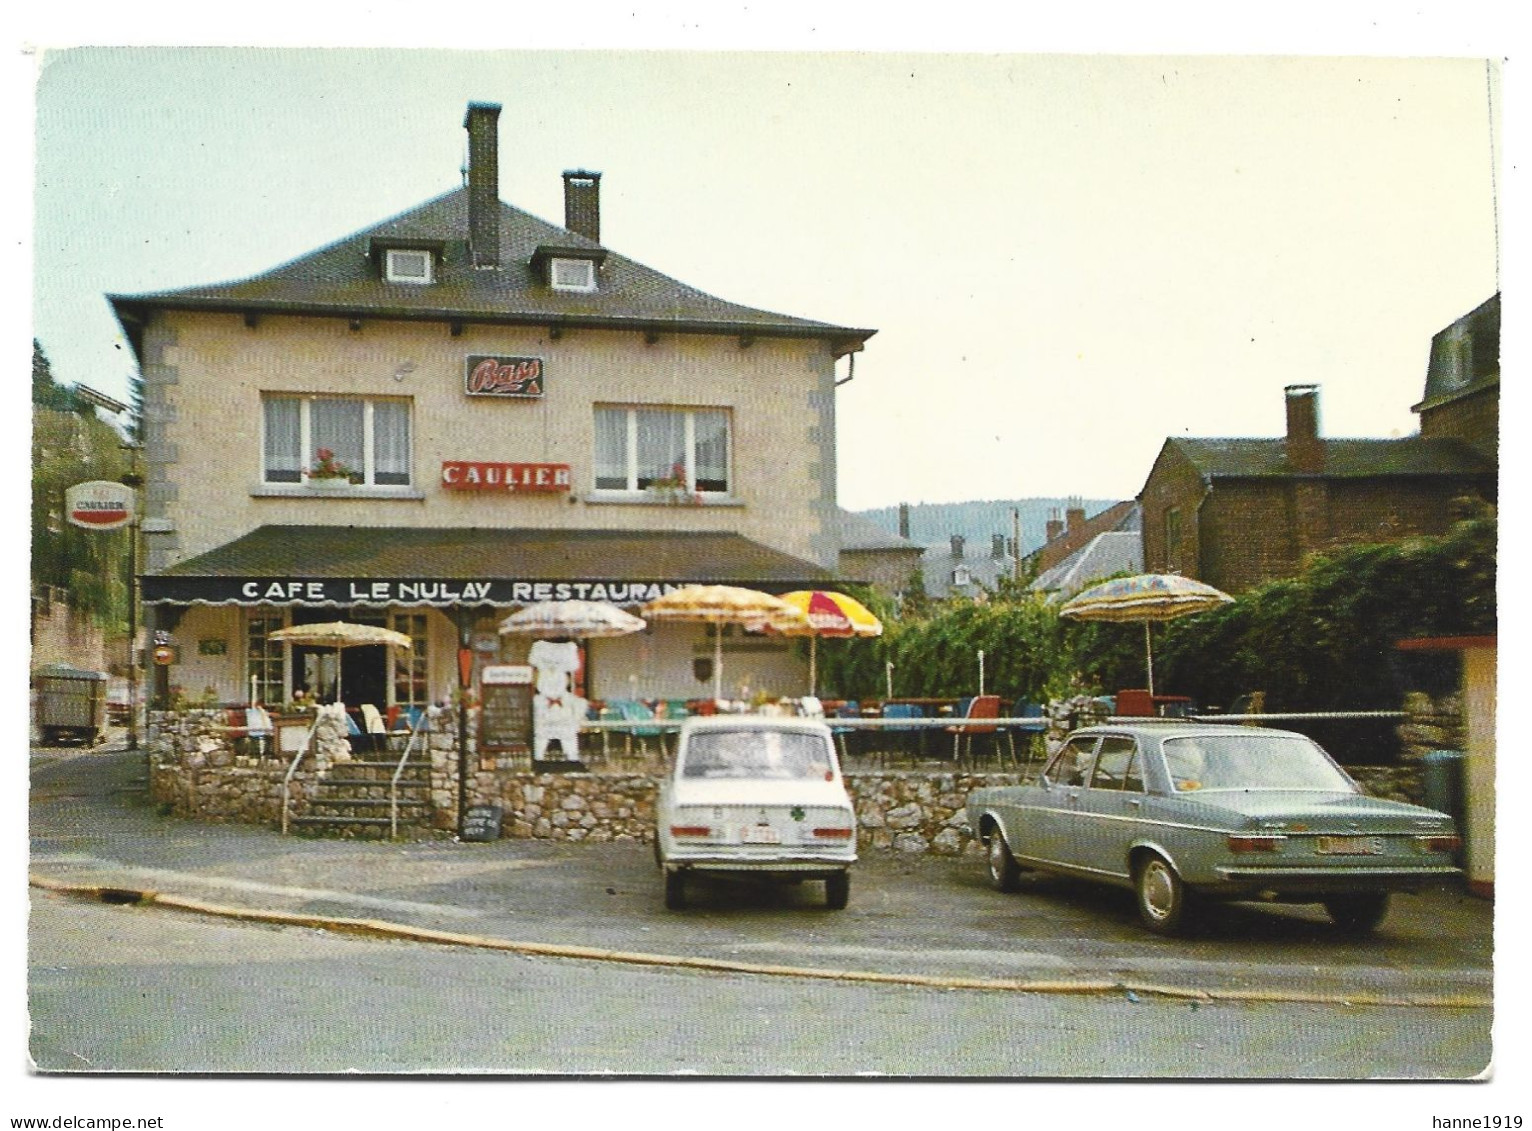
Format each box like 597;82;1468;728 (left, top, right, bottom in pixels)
263;395;412;486
593;405;731;496
391;612;430;708
246;611;287;707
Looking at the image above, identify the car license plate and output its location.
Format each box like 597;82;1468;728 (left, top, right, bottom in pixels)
1316;835;1385;855
742;825;780;844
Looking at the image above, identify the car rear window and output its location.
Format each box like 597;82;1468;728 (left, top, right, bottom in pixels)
1160;734;1357;792
681;729;835;780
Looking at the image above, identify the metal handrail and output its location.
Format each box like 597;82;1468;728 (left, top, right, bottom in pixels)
389;713;432;840
279;717;321;835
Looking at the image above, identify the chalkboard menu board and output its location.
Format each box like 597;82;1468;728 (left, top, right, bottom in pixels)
461;805;504;842
479;683;532;752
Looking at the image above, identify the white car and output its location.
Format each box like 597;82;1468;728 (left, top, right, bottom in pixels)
656;715;858;910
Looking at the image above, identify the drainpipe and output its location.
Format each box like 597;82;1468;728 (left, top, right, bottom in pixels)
454;611;475;834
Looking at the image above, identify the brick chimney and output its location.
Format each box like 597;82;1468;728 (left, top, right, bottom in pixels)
1285;384;1324;473
950;534;965;559
563;170;602;243
1066;505;1086;531
1045;509;1064;543
898;502;911;540
464;102;502;269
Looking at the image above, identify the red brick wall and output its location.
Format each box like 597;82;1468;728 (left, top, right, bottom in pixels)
1420;387;1499;464
1138;446;1206;577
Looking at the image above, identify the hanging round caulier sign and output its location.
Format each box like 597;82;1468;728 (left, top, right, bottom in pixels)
65;480;135;531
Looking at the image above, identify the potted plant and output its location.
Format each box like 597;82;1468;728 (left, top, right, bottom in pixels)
645;462;703;506
304;448;361;490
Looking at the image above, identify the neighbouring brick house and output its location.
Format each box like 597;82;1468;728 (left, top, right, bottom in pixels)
836;507;923;602
1413;293;1498;462
1138;383;1496;594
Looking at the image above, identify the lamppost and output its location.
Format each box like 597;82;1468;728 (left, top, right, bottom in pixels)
75;383;141;752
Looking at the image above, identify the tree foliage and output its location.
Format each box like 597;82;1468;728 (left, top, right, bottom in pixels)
31;341;133;626
818;513;1497;734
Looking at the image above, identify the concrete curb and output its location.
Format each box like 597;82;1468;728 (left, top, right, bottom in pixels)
29;874;1491;1009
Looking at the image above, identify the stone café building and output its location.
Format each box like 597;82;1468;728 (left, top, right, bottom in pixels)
113;102;877;831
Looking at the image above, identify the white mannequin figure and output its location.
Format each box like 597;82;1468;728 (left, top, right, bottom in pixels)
529;639;586;763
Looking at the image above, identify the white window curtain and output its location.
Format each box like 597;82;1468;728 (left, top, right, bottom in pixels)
373;401;411;485
594;407;629;490
636;408;686;489
263;398;302;483
693;410;729;493
310;399;365;477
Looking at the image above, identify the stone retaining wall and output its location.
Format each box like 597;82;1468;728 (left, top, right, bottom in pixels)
146;702;1456;841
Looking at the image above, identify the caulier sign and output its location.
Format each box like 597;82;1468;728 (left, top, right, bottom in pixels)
441;461;572;492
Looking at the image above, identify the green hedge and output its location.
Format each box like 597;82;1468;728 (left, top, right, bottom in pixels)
818;515;1496;731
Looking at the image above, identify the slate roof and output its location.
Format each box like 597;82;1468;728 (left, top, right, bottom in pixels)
152;526;836;586
1168;436;1495;479
836;508;923;554
110;187;874;353
1032;531;1144;601
1417;293;1500;412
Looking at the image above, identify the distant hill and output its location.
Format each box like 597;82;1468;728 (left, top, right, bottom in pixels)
855;498;1120;557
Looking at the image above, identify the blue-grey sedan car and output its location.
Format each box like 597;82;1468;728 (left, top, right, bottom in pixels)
966;722;1460;935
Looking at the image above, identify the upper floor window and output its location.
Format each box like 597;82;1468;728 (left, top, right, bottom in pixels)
593;405;730;497
263;395;412;487
952;565;971;587
384;248;434;285
1165;505;1182;570
549;257;597;292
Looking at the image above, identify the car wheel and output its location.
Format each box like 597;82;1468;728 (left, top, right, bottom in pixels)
1323;893;1389;935
664;869;687;911
986;828;1022;893
1135;854;1194;935
824;871;850;910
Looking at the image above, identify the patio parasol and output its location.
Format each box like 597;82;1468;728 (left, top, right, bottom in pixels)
757;590;883;695
640;585;809;702
267;621;412;702
497;600;647;640
1058;574;1234;696
498;600;648;698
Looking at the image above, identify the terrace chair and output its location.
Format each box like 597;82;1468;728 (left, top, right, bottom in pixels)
245;705;274;756
831;700;860;763
946;694;1009;770
610;699;663;764
1010;700;1047;774
880;702;925;768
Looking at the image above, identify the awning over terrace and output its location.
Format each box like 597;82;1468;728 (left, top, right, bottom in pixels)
142;525;839;607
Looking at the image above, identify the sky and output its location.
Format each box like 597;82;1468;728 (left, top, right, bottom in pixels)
23;41;1503;510
7;4;1525;1127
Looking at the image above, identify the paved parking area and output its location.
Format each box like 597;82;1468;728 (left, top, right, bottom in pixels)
30;744;1492;1005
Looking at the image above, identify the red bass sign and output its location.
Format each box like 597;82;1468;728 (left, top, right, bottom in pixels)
464;355;543;399
441;462;572;492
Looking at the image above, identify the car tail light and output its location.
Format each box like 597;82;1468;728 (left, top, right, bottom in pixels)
811;827;854;839
1227;835;1283;853
1414;834;1461;854
669;826;712;838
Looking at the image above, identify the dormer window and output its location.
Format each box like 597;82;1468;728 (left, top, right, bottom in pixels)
385;249;434;285
533;244;606;293
550;257;597;293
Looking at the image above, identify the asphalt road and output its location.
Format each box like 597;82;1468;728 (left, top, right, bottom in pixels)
27;887;1492;1078
26;742;1496;1081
